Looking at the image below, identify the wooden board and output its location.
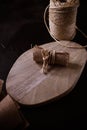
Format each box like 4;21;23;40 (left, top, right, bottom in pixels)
6;41;87;105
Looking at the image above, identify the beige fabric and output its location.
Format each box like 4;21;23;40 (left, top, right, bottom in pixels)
0;95;29;129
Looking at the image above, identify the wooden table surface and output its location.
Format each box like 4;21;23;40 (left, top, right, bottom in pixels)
6;41;87;105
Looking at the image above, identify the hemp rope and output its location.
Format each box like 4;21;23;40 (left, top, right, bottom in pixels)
44;4;87;49
41;49;50;74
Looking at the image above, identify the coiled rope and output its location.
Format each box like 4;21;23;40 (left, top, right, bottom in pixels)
44;4;87;49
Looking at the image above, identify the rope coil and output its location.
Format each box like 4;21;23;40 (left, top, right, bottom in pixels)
44;4;87;49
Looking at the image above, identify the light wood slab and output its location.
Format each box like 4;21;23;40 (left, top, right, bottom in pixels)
6;41;87;105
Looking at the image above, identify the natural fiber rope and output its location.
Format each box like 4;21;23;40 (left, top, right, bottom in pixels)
44;4;87;49
49;8;76;26
41;49;50;74
52;0;79;7
41;49;56;74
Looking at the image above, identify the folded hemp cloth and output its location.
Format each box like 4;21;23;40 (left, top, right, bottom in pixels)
0;95;29;129
0;79;29;129
33;45;69;74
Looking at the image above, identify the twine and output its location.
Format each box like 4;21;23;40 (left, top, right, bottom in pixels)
51;0;79;8
49;0;79;40
44;4;87;49
41;49;56;74
41;49;50;74
41;49;66;74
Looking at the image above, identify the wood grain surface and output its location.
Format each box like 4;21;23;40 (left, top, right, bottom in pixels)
6;41;87;105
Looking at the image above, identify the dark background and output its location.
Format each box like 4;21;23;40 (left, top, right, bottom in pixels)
0;0;87;130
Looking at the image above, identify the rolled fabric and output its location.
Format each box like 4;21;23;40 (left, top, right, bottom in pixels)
0;95;29;130
33;45;69;66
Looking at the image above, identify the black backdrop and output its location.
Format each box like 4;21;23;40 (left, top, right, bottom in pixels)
0;1;87;130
